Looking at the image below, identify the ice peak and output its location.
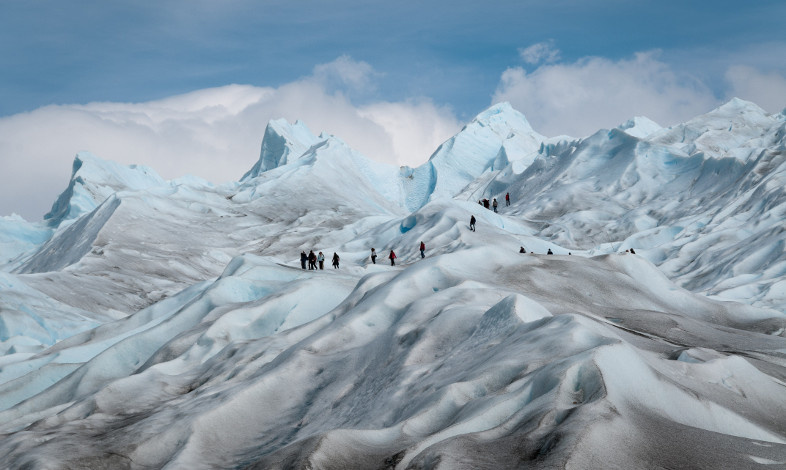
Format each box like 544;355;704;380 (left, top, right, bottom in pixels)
695;97;773;128
472;102;536;134
241;119;323;180
714;97;767;115
618;116;662;139
44;152;165;227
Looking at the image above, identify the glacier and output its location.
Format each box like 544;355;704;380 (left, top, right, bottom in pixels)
0;99;785;469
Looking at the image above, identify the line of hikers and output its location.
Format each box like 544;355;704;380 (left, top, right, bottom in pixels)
302;241;428;270
517;246;633;255
298;192;512;270
478;192;511;213
301;250;340;270
372;241;426;266
299;186;639;268
370;242;424;266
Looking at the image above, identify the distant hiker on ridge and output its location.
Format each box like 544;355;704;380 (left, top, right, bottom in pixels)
505;192;510;206
389;250;397;266
332;252;340;269
370;248;377;264
300;251;307;269
547;248;553;255
492;198;498;213
420;241;426;259
317;251;325;270
470;215;476;232
308;250;317;270
519;246;526;253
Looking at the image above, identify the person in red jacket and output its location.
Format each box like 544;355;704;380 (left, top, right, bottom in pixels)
420;241;425;258
389;250;397;266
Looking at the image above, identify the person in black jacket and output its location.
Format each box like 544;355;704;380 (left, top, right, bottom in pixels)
300;251;307;269
470;215;476;231
332;252;340;269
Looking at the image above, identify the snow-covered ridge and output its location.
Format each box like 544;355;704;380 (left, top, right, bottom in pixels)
44;151;166;227
241;119;324;180
0;98;785;468
400;102;549;211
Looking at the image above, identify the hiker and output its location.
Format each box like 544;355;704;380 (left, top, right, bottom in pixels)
483;199;490;209
332;252;340;269
470;215;476;231
630;248;636;254
492;198;498;212
300;251;307;269
389;250;397;266
505;192;510;206
519;246;526;253
547;248;553;255
317;251;325;270
420;241;426;259
308;250;317;270
370;248;377;264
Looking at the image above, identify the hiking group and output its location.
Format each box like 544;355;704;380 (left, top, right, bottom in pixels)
300;242;427;270
472;192;511;230
298;191;635;269
371;247;399;266
300;250;340;270
478;192;509;213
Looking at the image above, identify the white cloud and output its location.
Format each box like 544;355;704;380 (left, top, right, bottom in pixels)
312;54;380;94
518;41;560;65
358;100;461;166
725;65;786;114
0;57;460;221
493;51;721;137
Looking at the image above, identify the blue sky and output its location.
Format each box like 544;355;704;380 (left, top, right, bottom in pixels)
2;0;784;119
1;0;786;220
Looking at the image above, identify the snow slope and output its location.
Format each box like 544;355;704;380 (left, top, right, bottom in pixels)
401;102;550;212
478;99;786;310
0;99;785;469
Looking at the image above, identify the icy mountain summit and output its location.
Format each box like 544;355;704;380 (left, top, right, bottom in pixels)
241;119;324;180
1;99;785;469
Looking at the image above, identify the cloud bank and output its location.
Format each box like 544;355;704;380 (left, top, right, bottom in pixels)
493;48;786;137
493;51;719;137
0;58;460;220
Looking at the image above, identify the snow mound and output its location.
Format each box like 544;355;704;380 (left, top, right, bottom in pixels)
1;246;783;469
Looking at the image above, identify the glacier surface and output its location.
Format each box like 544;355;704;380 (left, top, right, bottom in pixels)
0;99;785;469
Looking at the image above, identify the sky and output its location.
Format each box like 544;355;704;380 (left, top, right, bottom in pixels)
1;0;786;221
